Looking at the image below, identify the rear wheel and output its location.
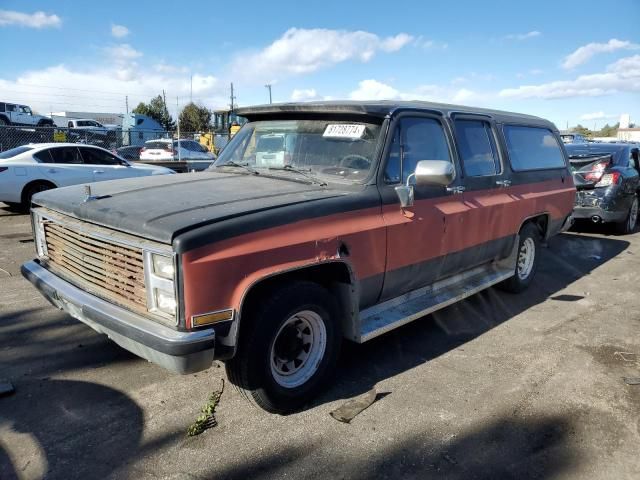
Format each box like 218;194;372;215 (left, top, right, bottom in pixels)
498;223;540;293
21;182;54;211
0;117;8;126
225;281;341;414
615;196;638;235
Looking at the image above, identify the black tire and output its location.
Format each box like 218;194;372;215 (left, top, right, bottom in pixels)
0;117;8;126
225;281;341;414
614;195;638;235
498;222;540;293
21;182;54;211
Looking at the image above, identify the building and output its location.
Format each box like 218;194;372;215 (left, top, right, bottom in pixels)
617;128;640;142
50;111;124;127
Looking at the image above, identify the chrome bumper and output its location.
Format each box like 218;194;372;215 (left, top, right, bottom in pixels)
21;260;215;374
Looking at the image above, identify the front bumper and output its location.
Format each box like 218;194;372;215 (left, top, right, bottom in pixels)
21;260;215;374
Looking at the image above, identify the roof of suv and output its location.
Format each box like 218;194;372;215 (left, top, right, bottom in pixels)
236;100;554;128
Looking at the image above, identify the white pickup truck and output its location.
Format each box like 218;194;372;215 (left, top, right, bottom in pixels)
0;102;54;127
66;119;119;146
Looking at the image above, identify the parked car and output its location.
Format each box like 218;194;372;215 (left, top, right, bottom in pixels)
22;101;575;413
116;145;143;161
566;143;639;233
0;102;54;127
139;138;216;170
0;143;174;210
560;131;588;144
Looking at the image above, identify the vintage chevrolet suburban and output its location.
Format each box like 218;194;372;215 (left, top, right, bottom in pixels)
22;101;576;413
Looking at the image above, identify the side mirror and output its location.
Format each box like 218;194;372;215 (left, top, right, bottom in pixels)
394;160;456;208
414;160;455;187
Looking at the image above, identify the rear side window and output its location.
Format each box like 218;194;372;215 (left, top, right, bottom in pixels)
34;150;53;163
49;147;83;164
0;103;5;112
503;126;565;171
453;119;501;176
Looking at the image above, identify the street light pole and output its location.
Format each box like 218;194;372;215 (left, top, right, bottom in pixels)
265;84;272;104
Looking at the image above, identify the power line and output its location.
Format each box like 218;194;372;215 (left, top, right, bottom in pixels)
4;82;161;99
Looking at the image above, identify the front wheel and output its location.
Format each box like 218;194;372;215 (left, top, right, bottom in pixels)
225;282;341;414
498;223;540;293
615;195;638;235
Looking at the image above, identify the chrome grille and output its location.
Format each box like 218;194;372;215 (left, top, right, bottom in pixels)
42;219;148;314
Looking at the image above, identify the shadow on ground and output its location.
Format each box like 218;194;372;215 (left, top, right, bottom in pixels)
208;414;579;480
313;232;629;406
0;379;181;480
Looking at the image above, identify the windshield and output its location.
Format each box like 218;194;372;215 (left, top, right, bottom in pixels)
211;119;383;183
0;145;34;159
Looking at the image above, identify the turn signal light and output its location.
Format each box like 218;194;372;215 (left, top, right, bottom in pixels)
595;171;621;187
192;309;234;327
0;167;8;173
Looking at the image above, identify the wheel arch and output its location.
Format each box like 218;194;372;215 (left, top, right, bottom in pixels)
519;212;550;240
21;178;57;204
232;260;358;352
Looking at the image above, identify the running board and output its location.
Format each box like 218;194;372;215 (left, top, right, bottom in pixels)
357;262;514;343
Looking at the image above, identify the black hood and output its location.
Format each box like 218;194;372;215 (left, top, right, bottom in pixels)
32;171;348;244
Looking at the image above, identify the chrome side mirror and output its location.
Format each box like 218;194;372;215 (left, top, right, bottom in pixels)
395;184;414;208
415;160;455;187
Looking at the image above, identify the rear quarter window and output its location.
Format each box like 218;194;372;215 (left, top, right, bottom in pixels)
503;125;566;171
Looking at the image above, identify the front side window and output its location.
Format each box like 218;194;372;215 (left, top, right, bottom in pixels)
384;117;451;184
6;104;16;112
213;119;383;183
454;119;500;177
48;147;83;164
80;147;121;165
503;126;565;171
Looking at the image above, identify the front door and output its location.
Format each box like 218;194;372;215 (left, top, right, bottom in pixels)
378;114;467;302
78;147;137;181
41;147;96;186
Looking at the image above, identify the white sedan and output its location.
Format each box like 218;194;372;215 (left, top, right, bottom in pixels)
0;143;175;210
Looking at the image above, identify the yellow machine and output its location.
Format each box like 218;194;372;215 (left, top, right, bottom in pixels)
199;132;215;153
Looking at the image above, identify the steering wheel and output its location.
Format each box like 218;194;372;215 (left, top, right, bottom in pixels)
338;154;371;170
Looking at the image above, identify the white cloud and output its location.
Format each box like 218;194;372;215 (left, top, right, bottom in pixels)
232;28;413;82
562;38;639;69
505;31;541;41
153;62;189;74
105;44;142;61
413;36;448;50
111;24;129;38
0;9;61;28
579;112;617;121
291;88;322;101
349;79;485;105
500;54;640;99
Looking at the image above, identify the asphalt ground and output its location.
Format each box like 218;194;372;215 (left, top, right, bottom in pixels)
1;202;639;479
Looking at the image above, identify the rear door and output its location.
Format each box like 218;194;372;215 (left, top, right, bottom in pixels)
448;115;514;269
40;147;95;186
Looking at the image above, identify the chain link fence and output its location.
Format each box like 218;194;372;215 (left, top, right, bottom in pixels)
0;126;231;157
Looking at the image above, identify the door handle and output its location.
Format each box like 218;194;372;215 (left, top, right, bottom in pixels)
496;179;512;188
93;170;105;174
47;168;57;173
446;186;465;194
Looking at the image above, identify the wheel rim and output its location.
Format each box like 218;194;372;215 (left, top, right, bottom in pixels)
517;237;536;280
270;310;326;389
628;198;638;231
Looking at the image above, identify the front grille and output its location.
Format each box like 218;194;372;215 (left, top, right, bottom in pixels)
42;219;148;314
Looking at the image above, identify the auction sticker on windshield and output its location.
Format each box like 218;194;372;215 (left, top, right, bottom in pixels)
323;124;366;139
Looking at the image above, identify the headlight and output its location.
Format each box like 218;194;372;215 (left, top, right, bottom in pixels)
152;254;175;279
143;252;177;322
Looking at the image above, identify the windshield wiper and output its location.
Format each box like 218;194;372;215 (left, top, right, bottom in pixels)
268;165;327;186
217;161;259;175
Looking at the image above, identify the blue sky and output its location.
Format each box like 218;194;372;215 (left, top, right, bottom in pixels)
1;0;639;130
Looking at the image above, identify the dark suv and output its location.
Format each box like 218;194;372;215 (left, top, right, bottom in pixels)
23;101;576;413
566;143;639;234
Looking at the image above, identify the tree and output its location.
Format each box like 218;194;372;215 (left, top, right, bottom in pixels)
572;124;592;137
597;123;619;137
178;102;212;132
132;95;175;130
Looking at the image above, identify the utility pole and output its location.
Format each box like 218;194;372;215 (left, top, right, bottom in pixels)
265;84;272;104
125;95;129;116
190;75;193;104
176;97;181;162
230;82;236;112
162;89;168;130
